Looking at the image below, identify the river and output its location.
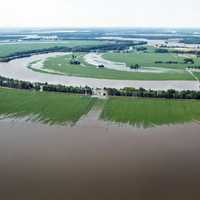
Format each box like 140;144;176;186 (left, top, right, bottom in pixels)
0;52;199;91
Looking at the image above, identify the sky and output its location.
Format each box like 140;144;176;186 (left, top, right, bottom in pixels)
0;0;199;28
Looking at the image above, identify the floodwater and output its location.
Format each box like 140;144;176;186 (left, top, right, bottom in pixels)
98;36;200;49
1;111;200;200
84;52;175;73
0;52;199;91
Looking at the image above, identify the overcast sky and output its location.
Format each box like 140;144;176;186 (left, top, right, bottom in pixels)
0;0;199;28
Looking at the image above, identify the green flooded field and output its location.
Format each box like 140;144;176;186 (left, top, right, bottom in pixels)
0;88;95;125
101;97;200;128
1;88;200;127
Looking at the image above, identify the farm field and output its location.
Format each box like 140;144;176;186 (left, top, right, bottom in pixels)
0;40;105;58
0;88;95;124
101;97;200;127
42;53;195;80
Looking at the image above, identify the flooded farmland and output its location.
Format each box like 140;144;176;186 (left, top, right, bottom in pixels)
1;28;200;200
1;115;200;200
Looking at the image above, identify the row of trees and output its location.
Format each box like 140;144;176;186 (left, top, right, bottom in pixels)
155;58;194;65
172;50;200;56
0;76;92;95
1;76;200;100
155;61;179;64
155;48;200;56
43;84;93;95
187;66;200;70
105;87;200;100
0;76;35;90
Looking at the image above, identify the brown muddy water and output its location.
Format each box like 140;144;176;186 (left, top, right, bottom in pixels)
1;113;200;200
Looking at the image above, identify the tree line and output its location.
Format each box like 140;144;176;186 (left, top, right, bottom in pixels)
0;41;146;62
105;87;200;100
187;66;200;70
155;58;194;65
0;76;92;95
42;84;92;95
1;75;200;100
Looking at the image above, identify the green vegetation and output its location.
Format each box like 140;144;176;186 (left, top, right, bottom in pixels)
106;87;200;99
0;88;95;125
193;72;200;80
101;97;200;128
1;87;200;128
103;52;200;70
0;40;104;58
42;54;194;80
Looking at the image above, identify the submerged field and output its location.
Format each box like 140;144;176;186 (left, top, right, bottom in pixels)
0;88;95;124
101;97;200;127
42;53;195;80
1;88;200;127
0;40;104;58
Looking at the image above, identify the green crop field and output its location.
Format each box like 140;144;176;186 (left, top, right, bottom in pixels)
0;40;104;58
0;88;96;125
103;52;200;70
101;97;200;128
42;54;194;80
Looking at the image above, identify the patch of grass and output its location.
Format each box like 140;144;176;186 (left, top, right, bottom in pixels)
193;72;200;80
101;97;200;128
0;88;96;125
0;40;104;58
43;54;194;80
